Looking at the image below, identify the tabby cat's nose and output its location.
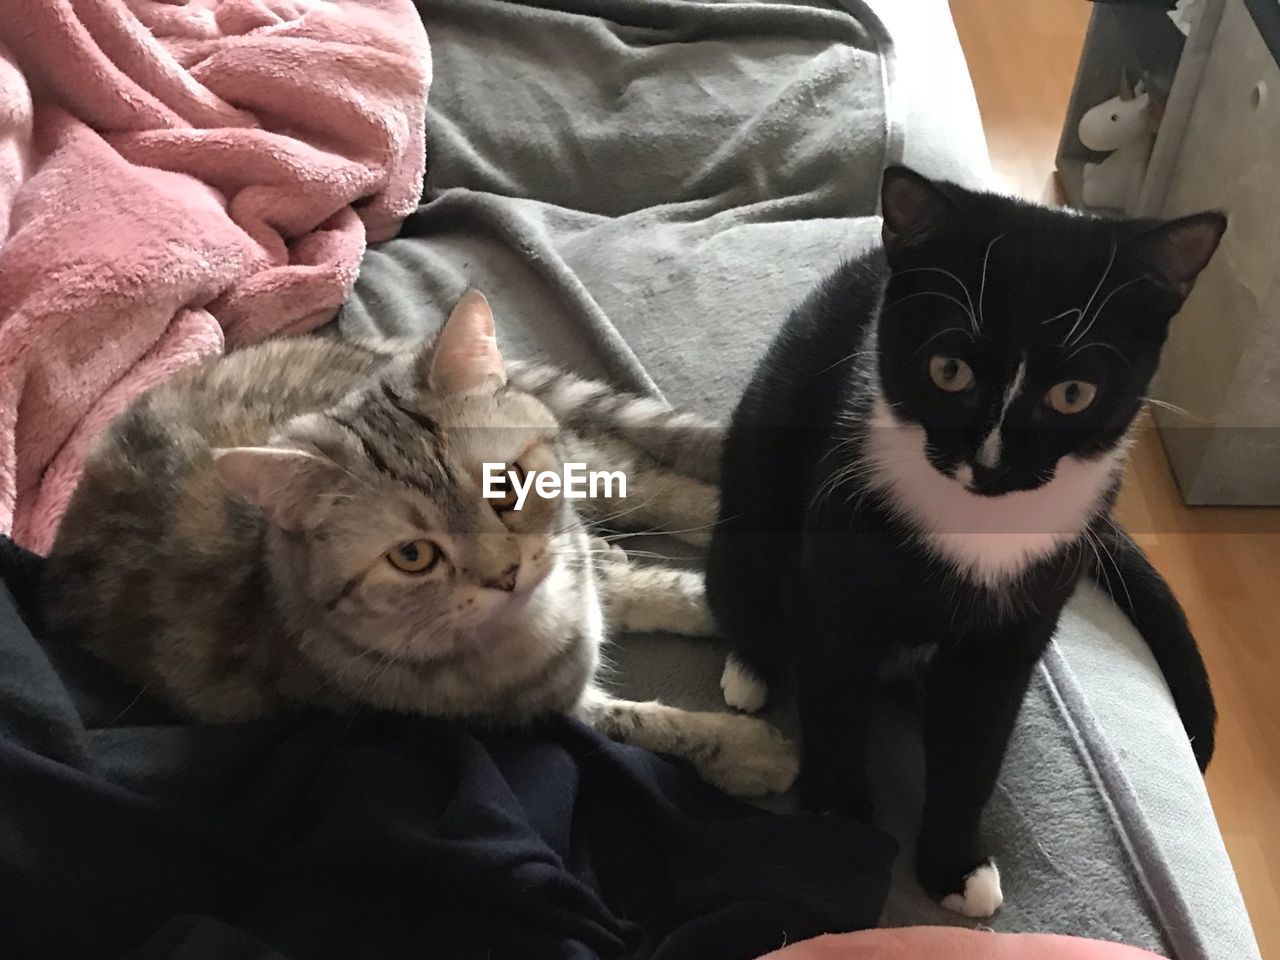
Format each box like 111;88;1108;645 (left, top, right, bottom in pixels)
486;564;520;592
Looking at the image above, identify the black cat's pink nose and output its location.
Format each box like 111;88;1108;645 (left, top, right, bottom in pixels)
487;564;519;592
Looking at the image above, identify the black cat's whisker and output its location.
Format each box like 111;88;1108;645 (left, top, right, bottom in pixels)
884;290;976;331
833;410;872;429
1091;525;1134;612
1066;235;1117;344
808;455;870;504
1041;307;1082;326
1054;539;1089;590
1142;397;1207;423
1062;340;1133;371
1082;532;1105;592
812;454;907;509
977;233;1006;332
823;437;864;462
814;452;882;500
811;469;851;509
893;266;979;322
909;326;976;358
815;349;875;376
1082;528;1116;604
1066;275;1147;348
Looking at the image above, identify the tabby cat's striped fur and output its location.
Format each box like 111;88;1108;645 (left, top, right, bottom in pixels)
42;293;797;797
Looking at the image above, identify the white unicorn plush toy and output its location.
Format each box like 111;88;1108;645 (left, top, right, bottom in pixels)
1078;69;1157;211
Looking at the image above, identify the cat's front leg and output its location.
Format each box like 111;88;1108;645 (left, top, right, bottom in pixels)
575;688;799;797
593;549;715;637
916;622;1050;918
795;621;882;822
792;540;885;820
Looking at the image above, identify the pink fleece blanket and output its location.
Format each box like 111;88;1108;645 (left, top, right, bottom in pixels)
760;929;1170;960
0;0;430;552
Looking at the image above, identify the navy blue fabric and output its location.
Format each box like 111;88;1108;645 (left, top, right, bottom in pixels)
0;539;895;960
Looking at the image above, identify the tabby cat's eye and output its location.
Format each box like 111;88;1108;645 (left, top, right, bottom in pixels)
1045;380;1097;415
488;463;525;514
386;539;440;574
928;355;975;393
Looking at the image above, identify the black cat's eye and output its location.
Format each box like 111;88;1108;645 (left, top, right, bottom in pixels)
386;539;441;574
489;463;526;514
928;355;975;393
1045;380;1097;415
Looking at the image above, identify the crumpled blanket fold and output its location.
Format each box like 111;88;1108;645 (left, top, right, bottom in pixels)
0;0;430;551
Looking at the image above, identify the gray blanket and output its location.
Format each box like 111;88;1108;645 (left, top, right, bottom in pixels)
339;0;893;403
335;1;1259;958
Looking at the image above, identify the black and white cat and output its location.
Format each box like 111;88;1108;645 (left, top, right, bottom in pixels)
705;167;1223;917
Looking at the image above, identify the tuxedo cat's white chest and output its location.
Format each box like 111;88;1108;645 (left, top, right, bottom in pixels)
863;397;1125;588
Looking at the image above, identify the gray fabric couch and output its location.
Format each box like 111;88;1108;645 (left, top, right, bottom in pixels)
336;1;1261;957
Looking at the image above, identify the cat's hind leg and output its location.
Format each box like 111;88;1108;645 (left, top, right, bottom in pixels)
508;362;722;547
571;435;719;548
575;687;799;797
593;544;715;638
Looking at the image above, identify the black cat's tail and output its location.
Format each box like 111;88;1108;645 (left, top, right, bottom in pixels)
1086;524;1216;771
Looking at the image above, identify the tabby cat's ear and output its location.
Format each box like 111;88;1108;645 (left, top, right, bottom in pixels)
426;290;507;395
1130;211;1226;296
880;166;962;251
213;447;343;531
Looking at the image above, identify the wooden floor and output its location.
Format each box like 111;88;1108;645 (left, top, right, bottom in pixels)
948;2;1280;956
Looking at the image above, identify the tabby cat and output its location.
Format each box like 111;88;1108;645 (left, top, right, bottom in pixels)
43;292;797;798
706;167;1223;913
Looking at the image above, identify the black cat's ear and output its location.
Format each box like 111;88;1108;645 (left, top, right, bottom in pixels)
1130;212;1226;296
880;166;962;251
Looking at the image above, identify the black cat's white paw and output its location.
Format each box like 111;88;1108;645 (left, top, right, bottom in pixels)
939;860;1003;918
720;655;768;713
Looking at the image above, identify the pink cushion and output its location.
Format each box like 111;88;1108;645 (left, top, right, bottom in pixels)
760;929;1169;960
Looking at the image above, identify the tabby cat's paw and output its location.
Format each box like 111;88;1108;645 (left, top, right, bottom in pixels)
720;655;768;713
938;860;1004;918
695;715;799;797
